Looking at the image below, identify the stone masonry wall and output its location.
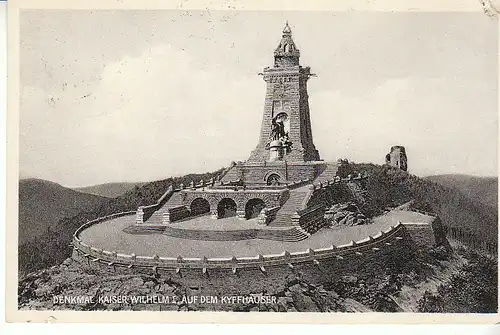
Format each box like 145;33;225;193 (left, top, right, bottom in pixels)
72;216;412;295
248;66;320;162
72;229;413;296
402;223;436;248
221;161;326;184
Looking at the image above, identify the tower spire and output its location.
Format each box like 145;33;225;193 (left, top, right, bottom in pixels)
283;21;291;35
274;21;300;68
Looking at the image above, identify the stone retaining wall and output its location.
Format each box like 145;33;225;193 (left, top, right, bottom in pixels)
163;206;191;224
72;223;413;295
73;216;407;272
291;205;325;233
402;222;436;247
289;174;368;232
72;210;424;294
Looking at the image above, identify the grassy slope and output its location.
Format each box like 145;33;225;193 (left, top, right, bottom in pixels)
74;182;146;198
424;174;497;210
19;179;110;245
18;169;224;277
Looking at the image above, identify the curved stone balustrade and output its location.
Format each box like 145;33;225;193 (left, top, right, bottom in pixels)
72;213;406;272
410;208;437;217
74;211;137;238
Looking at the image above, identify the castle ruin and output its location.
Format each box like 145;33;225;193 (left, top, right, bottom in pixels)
385;146;408;172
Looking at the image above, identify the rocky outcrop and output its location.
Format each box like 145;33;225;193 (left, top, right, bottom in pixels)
324;202;368;227
16;257;415;312
18;237;476;313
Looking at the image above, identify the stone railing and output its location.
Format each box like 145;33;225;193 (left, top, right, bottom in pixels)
286;178;313;190
410;208;437;217
210;178;312;191
175;179;217;190
72;219;406;273
136;185;175;223
302;173;369;209
74;211;137;238
211;184;286;191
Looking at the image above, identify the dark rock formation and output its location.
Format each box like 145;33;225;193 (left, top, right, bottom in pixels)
324;202;368;227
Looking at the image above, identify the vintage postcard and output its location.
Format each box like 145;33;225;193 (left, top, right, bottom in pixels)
5;0;500;324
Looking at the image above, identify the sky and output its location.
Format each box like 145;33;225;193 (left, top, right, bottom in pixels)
19;10;498;187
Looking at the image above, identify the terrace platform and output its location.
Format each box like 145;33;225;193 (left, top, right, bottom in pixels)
77;212;401;259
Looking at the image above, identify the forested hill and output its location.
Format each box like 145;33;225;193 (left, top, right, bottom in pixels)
352;164;497;249
19;179;109;245
74;182;146;198
424;174;497;210
18;169;224;277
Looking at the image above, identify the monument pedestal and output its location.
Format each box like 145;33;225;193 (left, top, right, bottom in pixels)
268;140;284;162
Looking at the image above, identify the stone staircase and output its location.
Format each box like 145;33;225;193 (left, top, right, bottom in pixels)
220;164;241;183
269;185;312;227
143;192;184;225
314;162;338;184
162;226;309;242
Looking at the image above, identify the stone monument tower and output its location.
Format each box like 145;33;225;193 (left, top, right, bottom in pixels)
218;23;332;185
248;22;320;162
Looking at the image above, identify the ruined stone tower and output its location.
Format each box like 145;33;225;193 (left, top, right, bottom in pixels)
385;146;408;171
248;22;320;162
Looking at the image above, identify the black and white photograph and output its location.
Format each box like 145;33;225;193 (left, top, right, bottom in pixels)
6;0;500;322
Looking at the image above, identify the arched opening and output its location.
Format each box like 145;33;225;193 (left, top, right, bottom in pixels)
245;198;266;219
190;198;210;216
217;198;237;218
267;173;282;186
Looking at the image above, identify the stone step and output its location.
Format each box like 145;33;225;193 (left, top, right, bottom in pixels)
271;213;295;226
219;165;240;183
269;184;312;227
143;192;184;224
161;226;308;242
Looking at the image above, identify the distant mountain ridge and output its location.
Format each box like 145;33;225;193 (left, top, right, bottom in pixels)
74;182;145;198
424;174;497;210
18;178;110;246
18;169;225;276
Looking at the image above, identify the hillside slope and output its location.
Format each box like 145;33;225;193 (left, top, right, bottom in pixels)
17;165;498;312
18;169;224;277
424;174;497;210
352;164;498;249
74;182;145;198
18;244;497;313
18;179;109;245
